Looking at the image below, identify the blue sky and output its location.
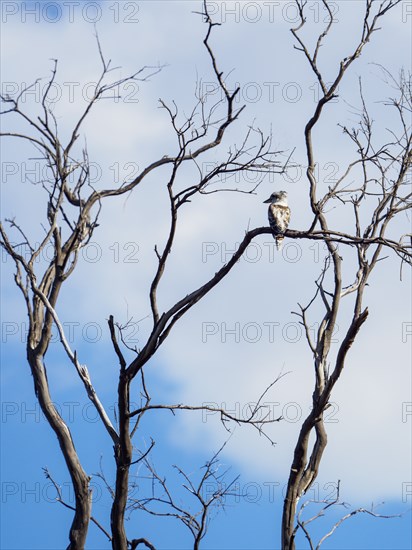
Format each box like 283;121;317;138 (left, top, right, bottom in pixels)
1;1;411;549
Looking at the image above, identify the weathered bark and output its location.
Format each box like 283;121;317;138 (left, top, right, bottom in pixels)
282;414;328;550
281;309;368;550
110;374;133;549
28;351;91;549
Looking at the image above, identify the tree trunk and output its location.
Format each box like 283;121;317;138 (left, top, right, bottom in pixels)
281;411;328;550
111;373;133;549
28;351;91;549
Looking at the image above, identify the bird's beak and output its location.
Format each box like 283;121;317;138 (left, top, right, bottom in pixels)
263;198;271;203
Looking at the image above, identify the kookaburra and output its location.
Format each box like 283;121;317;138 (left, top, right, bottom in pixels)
263;191;291;250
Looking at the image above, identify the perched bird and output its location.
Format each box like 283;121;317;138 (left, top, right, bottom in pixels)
263;191;291;250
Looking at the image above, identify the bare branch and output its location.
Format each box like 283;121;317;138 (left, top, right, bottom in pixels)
295;480;405;549
43;467;112;542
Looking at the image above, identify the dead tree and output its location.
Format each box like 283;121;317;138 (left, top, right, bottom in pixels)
280;1;411;548
1;1;410;549
0;5;284;549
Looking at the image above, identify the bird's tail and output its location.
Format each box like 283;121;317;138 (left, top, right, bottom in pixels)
275;236;284;251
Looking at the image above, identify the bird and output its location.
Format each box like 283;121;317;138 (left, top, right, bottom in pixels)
263;191;291;250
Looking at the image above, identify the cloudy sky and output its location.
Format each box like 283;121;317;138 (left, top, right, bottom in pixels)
1;1;411;549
